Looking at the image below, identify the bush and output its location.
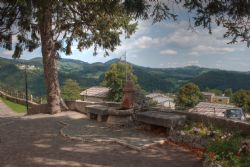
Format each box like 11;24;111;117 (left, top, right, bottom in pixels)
207;134;250;167
61;79;81;101
175;83;202;109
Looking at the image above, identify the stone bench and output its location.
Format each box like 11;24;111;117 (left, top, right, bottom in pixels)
86;105;108;122
136;111;186;129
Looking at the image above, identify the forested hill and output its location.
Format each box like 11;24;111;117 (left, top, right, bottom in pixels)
191;70;250;91
0;56;250;97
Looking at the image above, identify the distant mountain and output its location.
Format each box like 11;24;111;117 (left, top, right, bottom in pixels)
0;57;250;97
104;58;121;65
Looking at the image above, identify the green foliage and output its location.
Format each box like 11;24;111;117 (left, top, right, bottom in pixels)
0;0;175;58
232;90;250;113
61;79;81;101
225;88;233;98
207;134;250;167
205;88;223;96
180;1;250;47
103;62;137;102
192;71;250;91
0;97;26;113
175;83;202;109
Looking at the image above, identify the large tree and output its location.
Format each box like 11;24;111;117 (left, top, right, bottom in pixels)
0;0;174;114
1;0;250;114
179;0;250;46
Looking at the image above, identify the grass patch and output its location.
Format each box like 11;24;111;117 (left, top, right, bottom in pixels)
0;97;26;113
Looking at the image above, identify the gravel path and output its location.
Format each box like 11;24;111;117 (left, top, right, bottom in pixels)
0;99;20;117
0;99;25;126
0;111;202;167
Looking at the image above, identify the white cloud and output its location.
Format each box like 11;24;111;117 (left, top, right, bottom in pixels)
185;60;200;66
192;45;236;54
160;49;177;56
2;50;13;57
121;21;241;54
131;36;160;49
189;51;199;56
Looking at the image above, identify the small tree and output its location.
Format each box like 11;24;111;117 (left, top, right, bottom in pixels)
103;62;137;102
176;83;202;109
205;88;223;96
232;90;250;113
224;88;233;98
61;79;81;101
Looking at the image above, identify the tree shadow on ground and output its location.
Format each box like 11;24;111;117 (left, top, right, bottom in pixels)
0;112;202;167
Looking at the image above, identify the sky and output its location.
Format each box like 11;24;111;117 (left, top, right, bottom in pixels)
1;15;250;71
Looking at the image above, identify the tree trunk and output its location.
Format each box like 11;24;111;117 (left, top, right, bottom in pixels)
39;7;61;114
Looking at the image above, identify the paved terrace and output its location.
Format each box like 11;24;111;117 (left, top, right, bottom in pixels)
0;101;202;167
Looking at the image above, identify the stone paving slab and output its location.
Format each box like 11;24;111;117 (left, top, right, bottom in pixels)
63;116;167;148
0;111;202;167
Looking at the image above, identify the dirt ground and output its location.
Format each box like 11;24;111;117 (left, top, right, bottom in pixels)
0;102;202;167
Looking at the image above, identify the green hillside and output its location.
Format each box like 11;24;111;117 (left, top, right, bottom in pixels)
0;57;250;97
192;70;250;91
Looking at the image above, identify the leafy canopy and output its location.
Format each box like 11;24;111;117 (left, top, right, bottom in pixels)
61;79;81;101
0;0;176;58
1;0;250;58
176;82;202;109
103;62;137;102
179;0;250;46
232;89;250;113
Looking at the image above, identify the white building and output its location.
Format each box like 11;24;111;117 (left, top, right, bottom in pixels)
146;93;175;109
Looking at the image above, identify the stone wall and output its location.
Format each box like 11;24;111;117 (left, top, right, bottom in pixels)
27;104;49;115
172;110;250;134
0;91;38;108
27;100;121;115
66;100;121;114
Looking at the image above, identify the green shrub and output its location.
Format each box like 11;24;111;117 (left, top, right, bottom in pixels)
206;134;250;167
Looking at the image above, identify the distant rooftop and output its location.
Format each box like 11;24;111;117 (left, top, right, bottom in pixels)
194;102;235;109
146;93;164;98
146;93;174;103
202;92;215;96
190;102;236;117
80;86;110;98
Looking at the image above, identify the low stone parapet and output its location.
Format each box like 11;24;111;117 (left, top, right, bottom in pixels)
0;90;38;109
27;104;49;115
65;100;121;114
27;100;121;115
172;110;250;134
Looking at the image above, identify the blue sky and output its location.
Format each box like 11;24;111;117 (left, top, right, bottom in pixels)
1;19;250;71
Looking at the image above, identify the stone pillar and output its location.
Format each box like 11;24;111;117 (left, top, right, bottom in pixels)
121;79;135;109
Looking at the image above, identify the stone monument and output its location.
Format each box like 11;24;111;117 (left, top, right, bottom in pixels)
107;76;135;125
